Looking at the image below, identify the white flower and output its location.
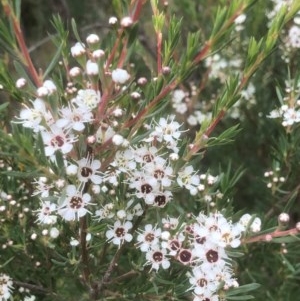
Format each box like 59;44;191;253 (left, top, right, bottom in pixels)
73;89;101;110
56;104;94;131
41;125;77;157
32;177;53;198
70;237;79;246
112;68;130;84
136;224;161;252
145;248;170;271
17;98;48;132
150;115;183;148
288;25;300;48
58;185;91;221
106;220;133;247
282;107;300;126
35;201;57;224
0;273;13;301
177;166;200;195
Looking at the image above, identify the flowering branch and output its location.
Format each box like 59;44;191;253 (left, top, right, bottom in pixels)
243;227;300;244
1;0;42;87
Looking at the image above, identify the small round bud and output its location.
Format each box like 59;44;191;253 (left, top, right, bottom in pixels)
31;233;37;240
16;78;27;89
50;227;60;239
131;91;141;99
69;67;82;77
71;42;86;57
137;77;148;86
66;164;78;176
37;86;49;97
121;16;133;27
87;135;96;144
162;66;171;75
295;222;300;231
117;210;127;219
169;153;179;161
86;60;99;76
161;230;171;240
109;16;118;25
112;134;124;146
92;184;101;194
112;68;130;84
42;229;48;236
92;49;105;59
86;33;100;45
112;108;123;117
43;80;57;94
278;212;290;225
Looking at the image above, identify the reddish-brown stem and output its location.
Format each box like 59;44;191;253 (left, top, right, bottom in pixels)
193;40;212;65
205;110;226;137
97;82;114;119
117;38;128;68
243;227;300;244
80;216;91;285
2;2;42;87
131;0;146;22
105;30;123;72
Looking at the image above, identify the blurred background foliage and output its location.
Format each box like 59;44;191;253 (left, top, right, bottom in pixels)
1;0;300;300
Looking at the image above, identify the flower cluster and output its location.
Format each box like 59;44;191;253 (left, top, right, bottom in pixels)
136;212;260;301
267;78;300;128
0;274;13;301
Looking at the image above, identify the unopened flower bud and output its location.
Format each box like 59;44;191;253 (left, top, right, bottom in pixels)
71;42;86;57
86;33;100;45
31;233;37;240
162;66;171;75
169;153;179;161
42;229;48;236
112;68;130;84
121;16;133;27
37;86;49;97
278;212;290;226
92;49;105;59
16;78;27;89
131;91;141;99
112;134;124;146
137;77;147;86
50;227;60;238
86;60;99;76
69;67;82;77
109;16;118;25
87;135;96;144
43;80;57;94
